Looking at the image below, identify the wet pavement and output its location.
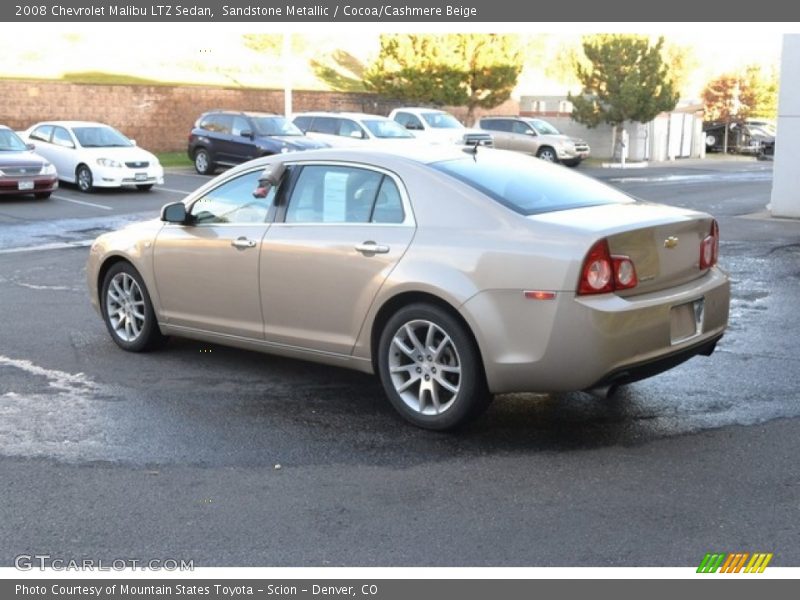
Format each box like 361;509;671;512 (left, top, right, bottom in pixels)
0;160;798;566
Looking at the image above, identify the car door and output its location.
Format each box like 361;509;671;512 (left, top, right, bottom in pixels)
509;120;539;153
153;168;274;339
206;114;235;164
48;126;80;181
260;163;415;355
227;116;260;163
480;119;513;149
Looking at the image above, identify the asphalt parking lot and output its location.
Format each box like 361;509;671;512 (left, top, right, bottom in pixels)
1;159;799;567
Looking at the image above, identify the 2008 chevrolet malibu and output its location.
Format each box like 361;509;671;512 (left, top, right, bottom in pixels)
87;147;730;430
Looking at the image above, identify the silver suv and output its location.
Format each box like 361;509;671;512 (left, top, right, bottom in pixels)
478;116;590;166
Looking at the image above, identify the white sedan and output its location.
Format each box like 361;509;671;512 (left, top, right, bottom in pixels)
23;121;164;193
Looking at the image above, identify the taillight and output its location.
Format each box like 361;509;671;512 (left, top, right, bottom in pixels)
699;219;719;270
578;239;638;295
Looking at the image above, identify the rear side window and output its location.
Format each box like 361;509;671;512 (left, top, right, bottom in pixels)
309;117;338;135
199;114;232;134
285;165;404;224
480;119;511;132
432;153;632;216
293;116;312;131
30;125;53;142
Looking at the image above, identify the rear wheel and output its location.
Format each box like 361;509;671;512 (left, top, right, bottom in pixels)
377;303;491;430
194;148;214;175
101;262;167;352
536;146;558;162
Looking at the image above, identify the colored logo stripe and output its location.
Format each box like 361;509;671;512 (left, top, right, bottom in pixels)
697;552;773;573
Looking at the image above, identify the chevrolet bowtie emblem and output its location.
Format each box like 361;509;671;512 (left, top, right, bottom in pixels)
664;236;679;249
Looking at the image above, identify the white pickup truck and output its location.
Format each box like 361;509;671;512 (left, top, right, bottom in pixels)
389;107;493;148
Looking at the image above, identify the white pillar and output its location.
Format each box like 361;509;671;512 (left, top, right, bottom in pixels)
770;34;800;218
283;33;293;119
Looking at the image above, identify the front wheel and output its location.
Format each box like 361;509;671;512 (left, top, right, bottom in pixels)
101;262;167;352
76;165;94;193
536;147;558;162
377;303;491;430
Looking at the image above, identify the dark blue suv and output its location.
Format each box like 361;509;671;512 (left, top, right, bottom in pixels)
187;110;327;175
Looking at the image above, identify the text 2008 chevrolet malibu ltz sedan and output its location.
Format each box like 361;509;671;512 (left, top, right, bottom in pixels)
86;147;730;430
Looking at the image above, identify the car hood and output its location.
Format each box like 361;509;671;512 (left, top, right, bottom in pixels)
270;136;328;150
0;150;50;169
78;146;159;163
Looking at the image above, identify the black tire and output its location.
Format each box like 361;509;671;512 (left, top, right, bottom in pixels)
377;302;491;431
562;159;581;168
194;148;215;175
100;261;167;352
536;146;558;162
76;165;94;193
34;192;51;199
136;184;154;191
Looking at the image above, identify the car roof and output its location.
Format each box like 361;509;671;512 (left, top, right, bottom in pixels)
393;107;447;113
294;112;393;121
31;121;114;128
0;125;11;131
203;110;280;118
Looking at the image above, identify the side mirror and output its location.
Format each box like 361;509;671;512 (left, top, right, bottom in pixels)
525;129;537;136
350;130;364;139
26;143;35;151
253;162;286;198
240;130;254;139
161;202;188;224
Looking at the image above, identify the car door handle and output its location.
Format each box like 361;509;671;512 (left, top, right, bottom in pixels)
231;237;257;249
355;242;390;255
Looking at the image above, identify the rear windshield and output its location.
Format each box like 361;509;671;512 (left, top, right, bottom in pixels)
431;151;633;215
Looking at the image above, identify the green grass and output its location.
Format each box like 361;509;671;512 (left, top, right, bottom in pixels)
157;152;193;168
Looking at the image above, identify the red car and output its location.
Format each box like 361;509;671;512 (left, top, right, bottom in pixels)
0;125;58;199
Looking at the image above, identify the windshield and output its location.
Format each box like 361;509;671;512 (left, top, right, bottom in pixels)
431;151;632;216
528;119;561;136
252;116;303;136
421;112;463;129
0;129;27;152
362;119;414;139
73;126;133;148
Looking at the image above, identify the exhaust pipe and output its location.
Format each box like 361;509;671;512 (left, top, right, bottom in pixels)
585;383;619;400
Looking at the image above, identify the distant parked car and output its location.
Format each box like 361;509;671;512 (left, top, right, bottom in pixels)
23;121;163;193
0;125;58;199
188;110;328;175
293;112;419;148
477;116;590;166
703;120;776;155
389;107;493;147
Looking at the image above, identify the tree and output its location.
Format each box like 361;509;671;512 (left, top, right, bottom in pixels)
568;35;679;159
363;34;523;123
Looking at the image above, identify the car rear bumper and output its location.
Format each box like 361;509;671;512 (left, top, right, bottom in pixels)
460;267;730;394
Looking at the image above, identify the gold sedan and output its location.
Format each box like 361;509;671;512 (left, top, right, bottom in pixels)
87;148;730;430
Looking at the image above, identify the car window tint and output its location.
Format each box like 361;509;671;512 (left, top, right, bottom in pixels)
30;125;54;143
337;119;364;138
232;117;250;136
293;116;312;132
310;117;338;135
190;170;273;224
511;121;532;135
371;177;405;224
285;165;385;224
432;152;632;216
52;127;74;148
200;114;232;134
480;119;504;132
396;112;423;130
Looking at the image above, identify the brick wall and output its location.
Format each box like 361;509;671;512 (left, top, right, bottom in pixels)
0;80;520;152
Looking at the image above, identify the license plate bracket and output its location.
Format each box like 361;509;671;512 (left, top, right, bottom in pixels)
18;180;34;191
134;172;147;181
671;298;704;344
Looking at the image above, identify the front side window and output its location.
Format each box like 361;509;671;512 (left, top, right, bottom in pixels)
285;165;404;224
337;119;366;139
421;112;462;129
252;116;303;136
395;112;424;130
529;119;561;135
52;127;75;148
190;170;273;224
231;117;251;137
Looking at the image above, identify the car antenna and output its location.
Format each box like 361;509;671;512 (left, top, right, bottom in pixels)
463;143;478;159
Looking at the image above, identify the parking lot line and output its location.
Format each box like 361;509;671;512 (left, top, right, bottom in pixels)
52;195;113;211
154;186;193;195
